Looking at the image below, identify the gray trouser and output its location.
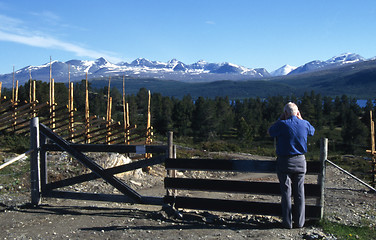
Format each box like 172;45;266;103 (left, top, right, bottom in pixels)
277;171;305;228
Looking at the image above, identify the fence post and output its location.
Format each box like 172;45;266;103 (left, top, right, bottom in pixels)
30;117;41;206
40;133;47;194
318;138;328;219
167;131;177;197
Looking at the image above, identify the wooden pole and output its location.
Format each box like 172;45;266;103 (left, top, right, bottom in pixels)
28;71;33;118
123;75;128;144
15;80;19;103
50;78;56;131
85;72;90;143
12;66;15;103
370;111;375;187
0;150;32;170
69;82;74;140
318;138;327;220
145;90;152;159
33;80;36;102
30;117;41;206
12;80;19;132
50;56;52;82
68;63;71;116
0;81;2;103
371;111;375;153
32;80;37;118
126;102;130;144
49;57;52;109
106;76;111;122
68;64;74;141
29;69;32;103
106;97;112;144
108;96;112;125
147;90;151;139
106;77;111;144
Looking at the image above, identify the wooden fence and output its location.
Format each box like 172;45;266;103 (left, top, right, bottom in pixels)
30;117;167;206
164;138;327;219
0;79;153;145
30;120;326;220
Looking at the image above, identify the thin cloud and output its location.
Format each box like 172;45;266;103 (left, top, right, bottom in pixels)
0;13;122;63
30;10;60;22
0;14;23;30
205;20;216;25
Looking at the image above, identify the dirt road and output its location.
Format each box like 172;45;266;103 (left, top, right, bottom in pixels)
0;152;375;239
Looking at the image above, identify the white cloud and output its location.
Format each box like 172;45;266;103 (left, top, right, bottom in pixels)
30;10;61;27
0;14;23;29
205;20;216;25
30;10;60;21
0;13;123;63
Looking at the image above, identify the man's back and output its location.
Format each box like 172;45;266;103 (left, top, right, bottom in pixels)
269;115;315;157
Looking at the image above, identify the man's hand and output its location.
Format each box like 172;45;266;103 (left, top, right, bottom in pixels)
297;111;303;120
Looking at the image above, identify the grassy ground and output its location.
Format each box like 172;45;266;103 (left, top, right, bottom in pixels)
0;157;30;194
320;219;376;240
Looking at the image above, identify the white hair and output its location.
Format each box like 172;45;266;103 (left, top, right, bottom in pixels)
284;102;299;116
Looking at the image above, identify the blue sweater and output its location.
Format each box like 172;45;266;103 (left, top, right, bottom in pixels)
268;116;315;156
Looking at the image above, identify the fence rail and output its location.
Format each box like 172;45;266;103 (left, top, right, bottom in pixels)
29;121;327;220
164;137;327;219
29;117;167;206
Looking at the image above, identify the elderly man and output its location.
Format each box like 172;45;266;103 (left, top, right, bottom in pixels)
268;102;315;229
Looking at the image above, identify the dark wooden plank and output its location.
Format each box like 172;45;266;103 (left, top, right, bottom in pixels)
165;178;280;195
43;190;164;205
164;196;321;219
39;123;142;202
43;190;131;203
165;158;276;173
164;178;321;197
165;158;321;174
43;143;167;154
46;155;166;190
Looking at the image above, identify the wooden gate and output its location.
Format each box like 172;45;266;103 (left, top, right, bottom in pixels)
30;116;326;220
30;117;168;206
164;139;327;220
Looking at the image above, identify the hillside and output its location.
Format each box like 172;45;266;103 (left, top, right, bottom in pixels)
90;59;376;99
90;77;294;99
269;59;376;98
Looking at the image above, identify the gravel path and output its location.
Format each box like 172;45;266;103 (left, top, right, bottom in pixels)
0;152;375;239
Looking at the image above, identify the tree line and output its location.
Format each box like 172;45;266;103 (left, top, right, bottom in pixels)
3;80;375;154
151;91;374;154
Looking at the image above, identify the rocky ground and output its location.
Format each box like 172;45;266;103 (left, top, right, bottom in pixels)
0;151;375;239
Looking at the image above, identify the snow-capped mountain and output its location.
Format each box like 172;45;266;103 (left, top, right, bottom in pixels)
0;53;372;87
0;58;269;87
270;64;297;76
287;53;365;75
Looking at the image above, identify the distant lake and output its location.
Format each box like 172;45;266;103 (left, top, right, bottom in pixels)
357;99;373;108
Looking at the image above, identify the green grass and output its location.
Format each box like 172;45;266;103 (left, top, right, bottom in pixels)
0;158;30;193
0;134;29;154
320;219;376;240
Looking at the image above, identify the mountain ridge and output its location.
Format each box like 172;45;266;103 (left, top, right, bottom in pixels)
0;58;270;87
0;53;373;91
87;58;376;99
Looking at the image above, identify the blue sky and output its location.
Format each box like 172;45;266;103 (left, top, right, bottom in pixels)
0;0;376;74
